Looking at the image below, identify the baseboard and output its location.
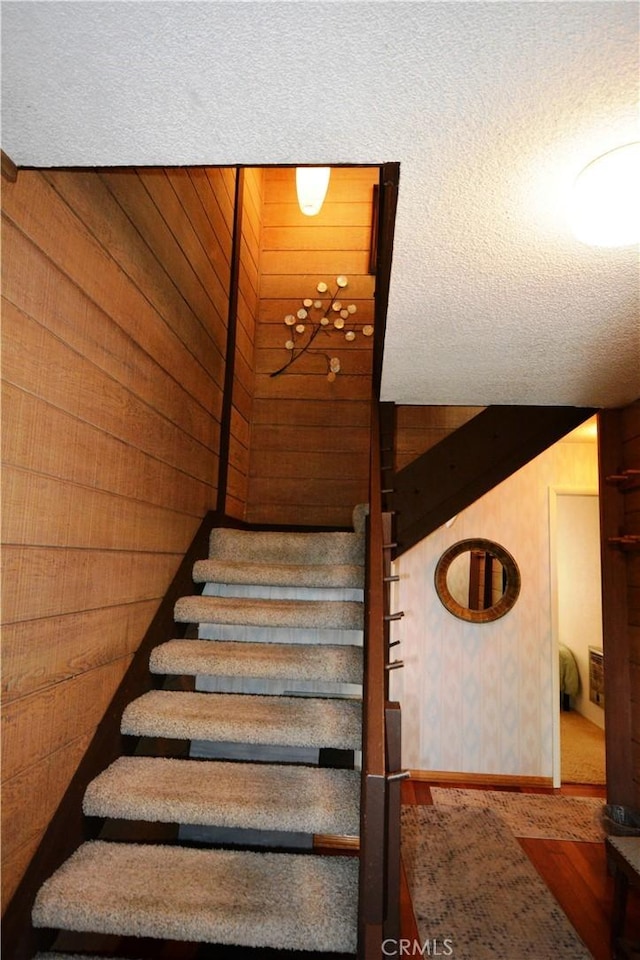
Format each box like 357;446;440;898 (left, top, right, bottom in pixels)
410;769;554;789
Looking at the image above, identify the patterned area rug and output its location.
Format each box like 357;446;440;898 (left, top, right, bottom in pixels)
430;787;605;841
402;806;592;960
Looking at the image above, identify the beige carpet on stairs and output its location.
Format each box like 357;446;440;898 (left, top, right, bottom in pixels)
121;690;362;750
32;841;359;953
83;756;360;835
150;638;363;683
560;710;606;784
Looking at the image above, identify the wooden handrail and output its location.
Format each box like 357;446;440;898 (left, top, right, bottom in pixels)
358;399;400;958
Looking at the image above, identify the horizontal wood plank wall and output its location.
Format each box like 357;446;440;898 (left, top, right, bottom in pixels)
248;167;378;528
1;167;234;909
226;167;263;519
395;405;485;470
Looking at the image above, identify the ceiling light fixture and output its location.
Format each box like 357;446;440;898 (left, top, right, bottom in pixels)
569;142;640;247
296;167;331;216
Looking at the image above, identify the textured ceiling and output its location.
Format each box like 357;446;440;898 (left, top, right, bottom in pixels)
2;1;638;407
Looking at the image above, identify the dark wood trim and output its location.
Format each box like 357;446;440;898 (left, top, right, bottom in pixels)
2;150;18;182
216;167;244;515
599;408;635;806
371;163;400;399
391;405;597;557
384;702;402;952
358;401;394;958
368;184;379;275
1;511;218;960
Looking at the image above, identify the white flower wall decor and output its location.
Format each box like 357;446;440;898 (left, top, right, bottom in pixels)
270;276;374;381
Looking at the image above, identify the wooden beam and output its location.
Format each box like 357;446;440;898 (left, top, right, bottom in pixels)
599;407;635;806
217;168;243;514
390;405;597;556
371;163;400;399
2;150;18;182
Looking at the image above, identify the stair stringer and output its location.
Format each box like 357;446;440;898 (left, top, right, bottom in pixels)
388;404;597;556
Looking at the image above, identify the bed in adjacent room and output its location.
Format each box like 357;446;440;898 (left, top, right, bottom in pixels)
559;642;580;710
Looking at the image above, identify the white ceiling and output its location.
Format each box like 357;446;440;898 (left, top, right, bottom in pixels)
2;1;639;408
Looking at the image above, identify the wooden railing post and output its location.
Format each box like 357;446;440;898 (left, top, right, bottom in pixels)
358;400;403;958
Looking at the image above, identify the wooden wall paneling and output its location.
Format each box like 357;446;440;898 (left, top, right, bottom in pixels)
250;449;368;482
133;168;230;353
4;172;225;408
2;219;223;439
263;200;374;228
2;546;180;625
1;383;213;517
2;733;93;911
2;659;134;783
2;467;200;553
252;397;372;428
2;601;159;704
248;503;366;528
259;273;375;300
252;424;370;455
395;405;485;470
2;302;220;484
253;373;373;401
259;299;375;325
1;164;237;905
166;168;233;294
259;250;371;275
44;168;228;373
249;478;367;511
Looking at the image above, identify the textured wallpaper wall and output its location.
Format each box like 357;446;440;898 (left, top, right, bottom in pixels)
389;438;598;779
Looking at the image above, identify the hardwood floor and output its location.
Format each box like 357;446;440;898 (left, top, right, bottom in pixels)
401;779;640;960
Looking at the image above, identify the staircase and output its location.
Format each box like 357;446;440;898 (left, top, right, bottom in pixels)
31;517;369;957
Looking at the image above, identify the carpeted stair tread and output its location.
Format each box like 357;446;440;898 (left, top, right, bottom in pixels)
175;594;363;630
35;955;139;960
121;690;362;750
192;557;364;589
83;756;360;835
32;841;358;953
209;527;364;566
35;956;139;960
150;639;363;683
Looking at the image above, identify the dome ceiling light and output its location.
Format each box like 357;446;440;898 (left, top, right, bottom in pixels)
569;142;640;247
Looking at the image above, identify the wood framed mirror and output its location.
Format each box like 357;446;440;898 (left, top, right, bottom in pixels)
434;538;521;623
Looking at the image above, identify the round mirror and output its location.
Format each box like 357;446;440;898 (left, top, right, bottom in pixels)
434;538;521;623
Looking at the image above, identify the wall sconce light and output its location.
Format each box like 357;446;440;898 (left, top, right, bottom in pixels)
569;142;640;247
296;167;331;216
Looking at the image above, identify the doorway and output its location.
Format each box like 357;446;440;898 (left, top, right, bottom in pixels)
550;489;606;787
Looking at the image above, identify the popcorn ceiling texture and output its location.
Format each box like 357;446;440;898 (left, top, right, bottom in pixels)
2;2;638;406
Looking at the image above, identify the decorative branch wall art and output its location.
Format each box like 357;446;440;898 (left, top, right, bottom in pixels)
270;276;374;381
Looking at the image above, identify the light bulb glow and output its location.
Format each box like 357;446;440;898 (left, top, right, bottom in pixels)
570;142;640;247
296;167;331;216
